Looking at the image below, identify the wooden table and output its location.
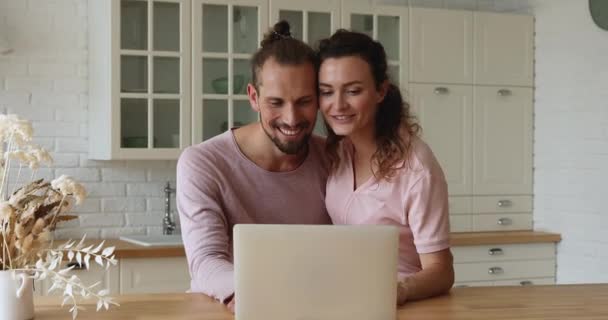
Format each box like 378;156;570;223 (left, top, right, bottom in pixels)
34;284;608;319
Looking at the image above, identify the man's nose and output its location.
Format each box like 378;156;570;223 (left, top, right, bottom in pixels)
282;104;300;126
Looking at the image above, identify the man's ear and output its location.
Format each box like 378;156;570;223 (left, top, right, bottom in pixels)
247;83;261;112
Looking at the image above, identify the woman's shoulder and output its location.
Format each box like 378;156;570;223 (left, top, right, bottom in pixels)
402;136;444;177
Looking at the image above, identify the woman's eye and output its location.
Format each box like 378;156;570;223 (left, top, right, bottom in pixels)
347;89;361;95
320;91;332;96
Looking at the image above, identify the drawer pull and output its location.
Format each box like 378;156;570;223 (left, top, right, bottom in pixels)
497;200;513;208
488;267;504;275
520;280;533;286
488;248;504;256
497;89;512;96
434;87;449;95
497;218;513;226
454;285;469;288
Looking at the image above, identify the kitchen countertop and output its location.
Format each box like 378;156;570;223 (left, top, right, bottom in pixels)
68;231;561;259
34;284;607;319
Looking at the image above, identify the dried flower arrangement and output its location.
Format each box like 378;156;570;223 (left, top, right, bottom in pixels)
0;114;118;319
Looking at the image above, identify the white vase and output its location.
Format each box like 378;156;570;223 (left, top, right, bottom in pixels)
0;270;34;320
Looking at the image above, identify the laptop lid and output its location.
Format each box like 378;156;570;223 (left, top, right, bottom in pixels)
234;224;399;320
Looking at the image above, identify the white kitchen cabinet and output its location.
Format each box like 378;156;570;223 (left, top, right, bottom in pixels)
192;0;268;143
450;196;533;232
452;243;556;287
411;84;473;196
88;0;192;160
474;12;534;86
473;86;533;195
120;257;190;294
409;8;473;84
341;0;408;91
269;0;340;135
270;0;340;44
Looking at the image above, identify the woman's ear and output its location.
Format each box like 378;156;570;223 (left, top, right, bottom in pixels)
377;80;390;103
247;83;261;112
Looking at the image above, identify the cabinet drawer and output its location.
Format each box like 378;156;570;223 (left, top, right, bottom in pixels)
453;281;494;288
472;213;532;231
452;243;555;263
120;257;190;294
494;277;555;286
473;196;532;213
449;197;471;214
450;214;472;232
454;259;555;282
454;277;555;288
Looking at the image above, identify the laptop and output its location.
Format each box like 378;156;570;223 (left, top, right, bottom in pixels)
234;224;399;320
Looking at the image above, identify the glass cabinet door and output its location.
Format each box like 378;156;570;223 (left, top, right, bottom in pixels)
342;1;408;91
193;0;268;143
119;0;191;153
270;0;340;136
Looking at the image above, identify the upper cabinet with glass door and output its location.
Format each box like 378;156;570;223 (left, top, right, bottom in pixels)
192;0;268;144
269;0;341;136
341;0;408;93
89;0;191;159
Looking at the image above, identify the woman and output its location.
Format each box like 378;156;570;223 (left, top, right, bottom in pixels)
317;30;454;305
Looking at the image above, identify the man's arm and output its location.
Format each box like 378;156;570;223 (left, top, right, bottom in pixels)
177;148;235;303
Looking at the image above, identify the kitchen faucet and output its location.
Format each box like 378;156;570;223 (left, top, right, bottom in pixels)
163;181;176;235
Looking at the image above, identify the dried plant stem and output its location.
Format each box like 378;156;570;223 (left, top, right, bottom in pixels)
11;164;22;196
48;195;67;230
2;232;12;270
0;133;15;200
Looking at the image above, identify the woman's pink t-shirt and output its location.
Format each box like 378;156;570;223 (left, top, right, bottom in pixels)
325;137;450;279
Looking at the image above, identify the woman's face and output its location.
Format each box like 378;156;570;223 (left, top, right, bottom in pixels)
318;56;386;138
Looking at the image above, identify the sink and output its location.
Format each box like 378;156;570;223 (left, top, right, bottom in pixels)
120;234;183;247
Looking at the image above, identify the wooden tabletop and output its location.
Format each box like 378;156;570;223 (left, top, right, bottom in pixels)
66;231;560;259
34;284;605;319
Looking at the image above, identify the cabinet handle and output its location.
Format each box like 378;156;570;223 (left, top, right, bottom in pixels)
497;199;513;208
454;285;470;288
497;89;512;96
497;217;513;226
488;267;504;275
434;87;449;95
488;248;504;256
520;280;533;286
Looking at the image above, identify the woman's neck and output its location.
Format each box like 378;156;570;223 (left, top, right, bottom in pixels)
349;126;377;164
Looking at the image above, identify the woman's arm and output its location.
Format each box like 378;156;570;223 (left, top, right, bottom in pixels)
397;249;454;305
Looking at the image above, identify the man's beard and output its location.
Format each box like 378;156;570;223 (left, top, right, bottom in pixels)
261;120;311;155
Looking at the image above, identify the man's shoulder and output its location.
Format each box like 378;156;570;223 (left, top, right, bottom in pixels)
178;132;235;169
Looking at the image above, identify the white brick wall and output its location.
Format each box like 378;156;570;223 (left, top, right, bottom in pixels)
531;0;608;284
0;0;176;239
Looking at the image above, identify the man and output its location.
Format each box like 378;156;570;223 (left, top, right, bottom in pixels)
176;21;330;311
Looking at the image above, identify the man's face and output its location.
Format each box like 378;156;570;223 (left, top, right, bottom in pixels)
247;58;318;155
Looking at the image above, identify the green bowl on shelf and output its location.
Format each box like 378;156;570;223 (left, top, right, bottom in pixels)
212;75;245;94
